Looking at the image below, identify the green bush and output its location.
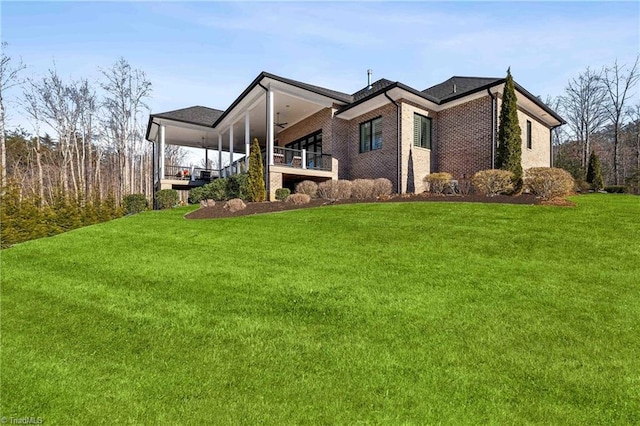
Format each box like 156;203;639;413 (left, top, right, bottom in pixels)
604;185;629;194
275;188;291;201
625;169;640;195
156;189;178;209
586;151;604;191
123;194;149;214
226;174;250;200
248;138;266;202
189;179;228;204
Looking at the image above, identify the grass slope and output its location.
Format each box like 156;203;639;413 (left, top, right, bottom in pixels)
2;194;639;424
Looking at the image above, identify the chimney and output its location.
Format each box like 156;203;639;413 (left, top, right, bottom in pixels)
367;69;372;90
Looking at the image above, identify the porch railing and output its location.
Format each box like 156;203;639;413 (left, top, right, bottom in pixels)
164;165;220;181
272;147;331;171
164;165;193;180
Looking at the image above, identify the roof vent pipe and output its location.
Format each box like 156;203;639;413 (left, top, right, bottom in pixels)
367;69;372;90
453;83;457;94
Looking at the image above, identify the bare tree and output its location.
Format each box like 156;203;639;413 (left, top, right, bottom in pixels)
560;67;607;172
100;58;152;201
22;79;46;202
0;42;26;183
602;56;640;184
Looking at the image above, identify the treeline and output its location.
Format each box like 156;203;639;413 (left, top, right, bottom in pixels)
0;43;186;247
547;56;640;192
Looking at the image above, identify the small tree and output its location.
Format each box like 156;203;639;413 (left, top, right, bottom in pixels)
586;151;604;191
496;68;523;190
248;138;266;202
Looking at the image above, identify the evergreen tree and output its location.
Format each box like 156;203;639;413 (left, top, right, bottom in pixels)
248;138;266;202
586;150;604;190
496;68;523;189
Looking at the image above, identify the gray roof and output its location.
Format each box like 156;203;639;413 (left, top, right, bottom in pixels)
266;73;354;104
422;76;504;102
352;78;396;101
422;76;503;102
153;106;224;127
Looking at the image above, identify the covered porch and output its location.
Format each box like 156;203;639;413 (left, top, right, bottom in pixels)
146;72;343;200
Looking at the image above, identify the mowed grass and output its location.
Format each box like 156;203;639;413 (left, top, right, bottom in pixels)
1;194;639;424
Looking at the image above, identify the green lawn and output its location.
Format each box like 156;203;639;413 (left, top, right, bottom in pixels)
2;194;639;424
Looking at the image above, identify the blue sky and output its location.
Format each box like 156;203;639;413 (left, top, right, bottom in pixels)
2;1;639;133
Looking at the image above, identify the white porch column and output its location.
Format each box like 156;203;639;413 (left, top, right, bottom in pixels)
267;89;274;166
302;149;307;170
159;124;165;179
218;134;223;178
229;126;234;175
245;112;250;170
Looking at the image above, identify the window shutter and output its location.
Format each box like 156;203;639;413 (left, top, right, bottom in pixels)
414;114;420;146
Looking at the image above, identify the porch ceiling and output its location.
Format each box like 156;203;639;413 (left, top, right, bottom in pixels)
151;90;329;153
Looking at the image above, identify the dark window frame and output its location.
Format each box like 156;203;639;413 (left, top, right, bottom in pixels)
359;116;382;153
413;113;432;149
526;120;532;149
285;129;322;154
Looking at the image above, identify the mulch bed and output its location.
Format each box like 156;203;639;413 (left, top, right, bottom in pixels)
185;193;574;220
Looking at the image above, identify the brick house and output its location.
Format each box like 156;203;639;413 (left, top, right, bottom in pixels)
145;71;564;200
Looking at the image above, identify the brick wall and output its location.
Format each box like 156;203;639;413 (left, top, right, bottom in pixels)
276;108;333;152
399;100;436;193
496;97;552;170
346;103;400;192
437;96;493;179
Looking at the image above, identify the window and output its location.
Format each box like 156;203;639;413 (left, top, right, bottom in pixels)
414;113;432;149
526;120;532;149
360;117;382;153
286;130;322;153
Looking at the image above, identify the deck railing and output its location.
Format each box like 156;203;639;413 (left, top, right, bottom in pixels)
164;165;193;180
272;147;331;171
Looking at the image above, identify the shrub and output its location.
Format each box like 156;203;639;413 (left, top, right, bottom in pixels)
371;178;393;197
318;179;352;201
189;179;227;203
123;194;149;214
524;167;575;200
156;189;178;209
275;188;291;201
199;199;215;208
351;179;375;200
248;138;266;201
472;169;514;196
295;180;318;198
574;179;592;193
223;198;246;212
626;169;640;195
604;185;629;194
226;174;251;200
457;179;473;196
424;172;452;195
285;193;311;205
586;151;604;191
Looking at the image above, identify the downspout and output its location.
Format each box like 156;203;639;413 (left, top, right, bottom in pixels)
258;82;269;196
549;124;560;167
487;88;496;169
384;91;401;193
152;139;156;210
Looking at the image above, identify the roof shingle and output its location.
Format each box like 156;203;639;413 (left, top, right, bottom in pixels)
422;76;502;102
153;106;224;127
